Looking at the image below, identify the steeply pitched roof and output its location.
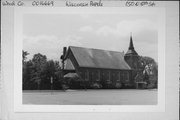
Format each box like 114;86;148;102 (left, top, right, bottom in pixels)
125;33;138;56
68;46;131;70
129;35;135;50
64;58;75;70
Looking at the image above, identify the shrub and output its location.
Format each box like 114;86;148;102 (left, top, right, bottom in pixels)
90;83;102;89
114;83;122;89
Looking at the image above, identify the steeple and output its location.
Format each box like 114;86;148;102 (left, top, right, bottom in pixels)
125;33;138;55
129;32;134;50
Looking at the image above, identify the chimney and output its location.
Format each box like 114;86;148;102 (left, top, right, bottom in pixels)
63;47;67;58
61;47;67;70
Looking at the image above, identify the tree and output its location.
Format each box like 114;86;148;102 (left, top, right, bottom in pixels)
22;52;62;90
32;53;47;66
138;56;158;88
31;53;47;89
22;50;31;90
22;50;29;64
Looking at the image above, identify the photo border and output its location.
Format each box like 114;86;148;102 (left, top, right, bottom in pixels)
14;7;165;112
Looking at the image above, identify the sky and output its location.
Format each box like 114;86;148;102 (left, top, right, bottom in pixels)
23;13;158;62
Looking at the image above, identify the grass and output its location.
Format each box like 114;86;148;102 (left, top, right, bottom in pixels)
23;89;157;105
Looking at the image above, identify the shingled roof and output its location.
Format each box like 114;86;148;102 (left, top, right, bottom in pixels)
67;46;131;70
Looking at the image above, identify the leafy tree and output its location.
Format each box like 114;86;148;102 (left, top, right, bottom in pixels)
22;51;63;90
22;50;30;89
32;53;47;67
138;56;158;88
41;60;58;89
22;50;29;64
31;53;47;89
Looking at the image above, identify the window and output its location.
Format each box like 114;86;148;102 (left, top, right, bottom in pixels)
117;71;120;82
120;71;124;81
124;71;129;82
84;70;89;81
97;70;100;81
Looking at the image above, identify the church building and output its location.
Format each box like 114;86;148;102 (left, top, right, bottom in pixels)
61;35;143;89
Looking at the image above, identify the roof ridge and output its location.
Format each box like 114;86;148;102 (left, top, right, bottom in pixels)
69;46;123;54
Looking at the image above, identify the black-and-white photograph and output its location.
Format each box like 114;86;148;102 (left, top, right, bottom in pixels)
22;10;158;105
1;0;179;120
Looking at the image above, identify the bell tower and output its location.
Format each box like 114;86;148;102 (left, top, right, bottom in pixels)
124;33;142;87
124;33;139;70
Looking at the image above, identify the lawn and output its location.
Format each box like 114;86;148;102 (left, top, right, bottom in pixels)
23;89;157;105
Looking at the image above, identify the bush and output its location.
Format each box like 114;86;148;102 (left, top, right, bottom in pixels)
114;83;122;89
90;83;102;89
62;84;69;90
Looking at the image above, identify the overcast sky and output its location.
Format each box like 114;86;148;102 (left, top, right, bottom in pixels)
23;13;158;62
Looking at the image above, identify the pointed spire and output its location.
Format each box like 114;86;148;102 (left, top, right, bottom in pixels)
128;32;134;50
125;32;138;56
